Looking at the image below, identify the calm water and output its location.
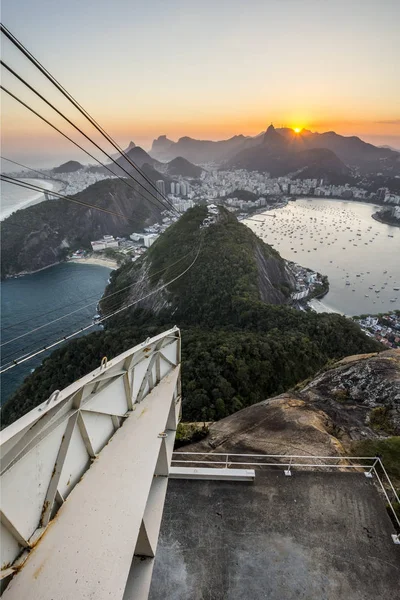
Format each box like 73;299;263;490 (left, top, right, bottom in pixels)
1;263;111;404
245;198;400;315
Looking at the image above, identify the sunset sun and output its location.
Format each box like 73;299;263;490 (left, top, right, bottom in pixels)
294;127;301;133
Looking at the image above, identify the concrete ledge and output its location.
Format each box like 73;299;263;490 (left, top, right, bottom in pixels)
169;467;255;481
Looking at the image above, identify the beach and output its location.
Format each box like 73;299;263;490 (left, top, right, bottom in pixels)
68;256;118;269
0;178;65;220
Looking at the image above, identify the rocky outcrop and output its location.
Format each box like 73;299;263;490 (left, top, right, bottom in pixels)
255;244;295;304
184;350;400;457
301;350;400;437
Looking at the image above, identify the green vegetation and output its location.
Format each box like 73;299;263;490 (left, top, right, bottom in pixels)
351;438;400;483
1;206;382;428
175;422;210;448
308;275;329;300
1;179;162;278
103;248;125;265
369;407;395;434
351;437;400;529
332;388;350;403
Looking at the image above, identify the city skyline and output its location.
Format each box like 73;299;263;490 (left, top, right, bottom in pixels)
1;0;399;167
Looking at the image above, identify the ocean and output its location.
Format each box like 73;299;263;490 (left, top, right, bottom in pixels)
245;198;400;315
0;178;62;220
1;263;112;405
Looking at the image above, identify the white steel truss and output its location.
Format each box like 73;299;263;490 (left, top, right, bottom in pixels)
0;327;182;599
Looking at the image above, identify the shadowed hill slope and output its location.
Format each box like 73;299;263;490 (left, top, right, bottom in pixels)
1;178;162;277
1;206;382;427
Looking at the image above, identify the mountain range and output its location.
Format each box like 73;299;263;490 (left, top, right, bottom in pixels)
229;125;351;181
150;127;400;176
85;146;204;181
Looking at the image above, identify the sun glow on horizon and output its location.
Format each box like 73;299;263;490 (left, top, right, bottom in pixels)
293;127;302;133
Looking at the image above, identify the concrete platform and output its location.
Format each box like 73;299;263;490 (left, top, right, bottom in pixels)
149;471;400;600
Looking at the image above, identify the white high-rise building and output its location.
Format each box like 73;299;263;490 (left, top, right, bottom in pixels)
156;180;165;196
175;182;180;196
170;182;175;194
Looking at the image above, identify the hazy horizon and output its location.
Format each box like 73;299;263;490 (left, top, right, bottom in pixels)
1;0;399;168
1;126;400;172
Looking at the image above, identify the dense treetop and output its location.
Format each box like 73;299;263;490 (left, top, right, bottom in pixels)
1;207;381;427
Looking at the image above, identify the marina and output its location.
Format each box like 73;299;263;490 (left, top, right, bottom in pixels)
245;198;400;315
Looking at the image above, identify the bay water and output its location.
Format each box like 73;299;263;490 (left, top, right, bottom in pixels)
245;198;400;315
1;263;111;405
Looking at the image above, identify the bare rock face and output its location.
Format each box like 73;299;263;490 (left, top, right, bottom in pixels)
301;349;400;438
184;350;400;458
186;396;343;458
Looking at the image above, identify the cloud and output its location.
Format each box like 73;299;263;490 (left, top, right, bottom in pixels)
376;119;400;125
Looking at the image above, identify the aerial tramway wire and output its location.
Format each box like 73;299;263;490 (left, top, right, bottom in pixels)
1;60;178;215
0;84;175;216
0;24;178;215
0;155;55;180
0;246;198;370
1;175;131;221
1;247;194;334
0;238;202;373
0;246;197;348
0;251;195;365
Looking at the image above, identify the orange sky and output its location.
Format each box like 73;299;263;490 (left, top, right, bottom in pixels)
1;0;399;165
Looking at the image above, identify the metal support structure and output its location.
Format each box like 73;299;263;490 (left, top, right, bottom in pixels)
284;457;292;476
0;327;181;600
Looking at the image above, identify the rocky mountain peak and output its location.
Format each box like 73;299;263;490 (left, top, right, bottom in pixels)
263;123;286;146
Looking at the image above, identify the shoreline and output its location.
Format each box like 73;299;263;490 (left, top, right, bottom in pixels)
0;179;66;221
4;256;116;280
4;261;63;279
244;196;399;316
371;212;400;228
68;256;118;269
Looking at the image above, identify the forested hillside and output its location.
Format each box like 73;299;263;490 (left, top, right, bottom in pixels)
1;178;162;277
1;207;382;427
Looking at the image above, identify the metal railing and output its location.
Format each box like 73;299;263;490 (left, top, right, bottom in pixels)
172;452;400;532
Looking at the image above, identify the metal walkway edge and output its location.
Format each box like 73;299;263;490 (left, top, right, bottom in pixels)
2;366;180;600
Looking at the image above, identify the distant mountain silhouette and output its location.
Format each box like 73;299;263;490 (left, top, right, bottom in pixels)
125;141;136;152
229;125;350;182
109;141;136;162
263;124;288;147
284;130;400;174
150;135;175;160
140;163;173;188
113;146;161;171
150;134;250;163
380;144;400;152
166;157;203;178
149;126;399;175
53;160;83;174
